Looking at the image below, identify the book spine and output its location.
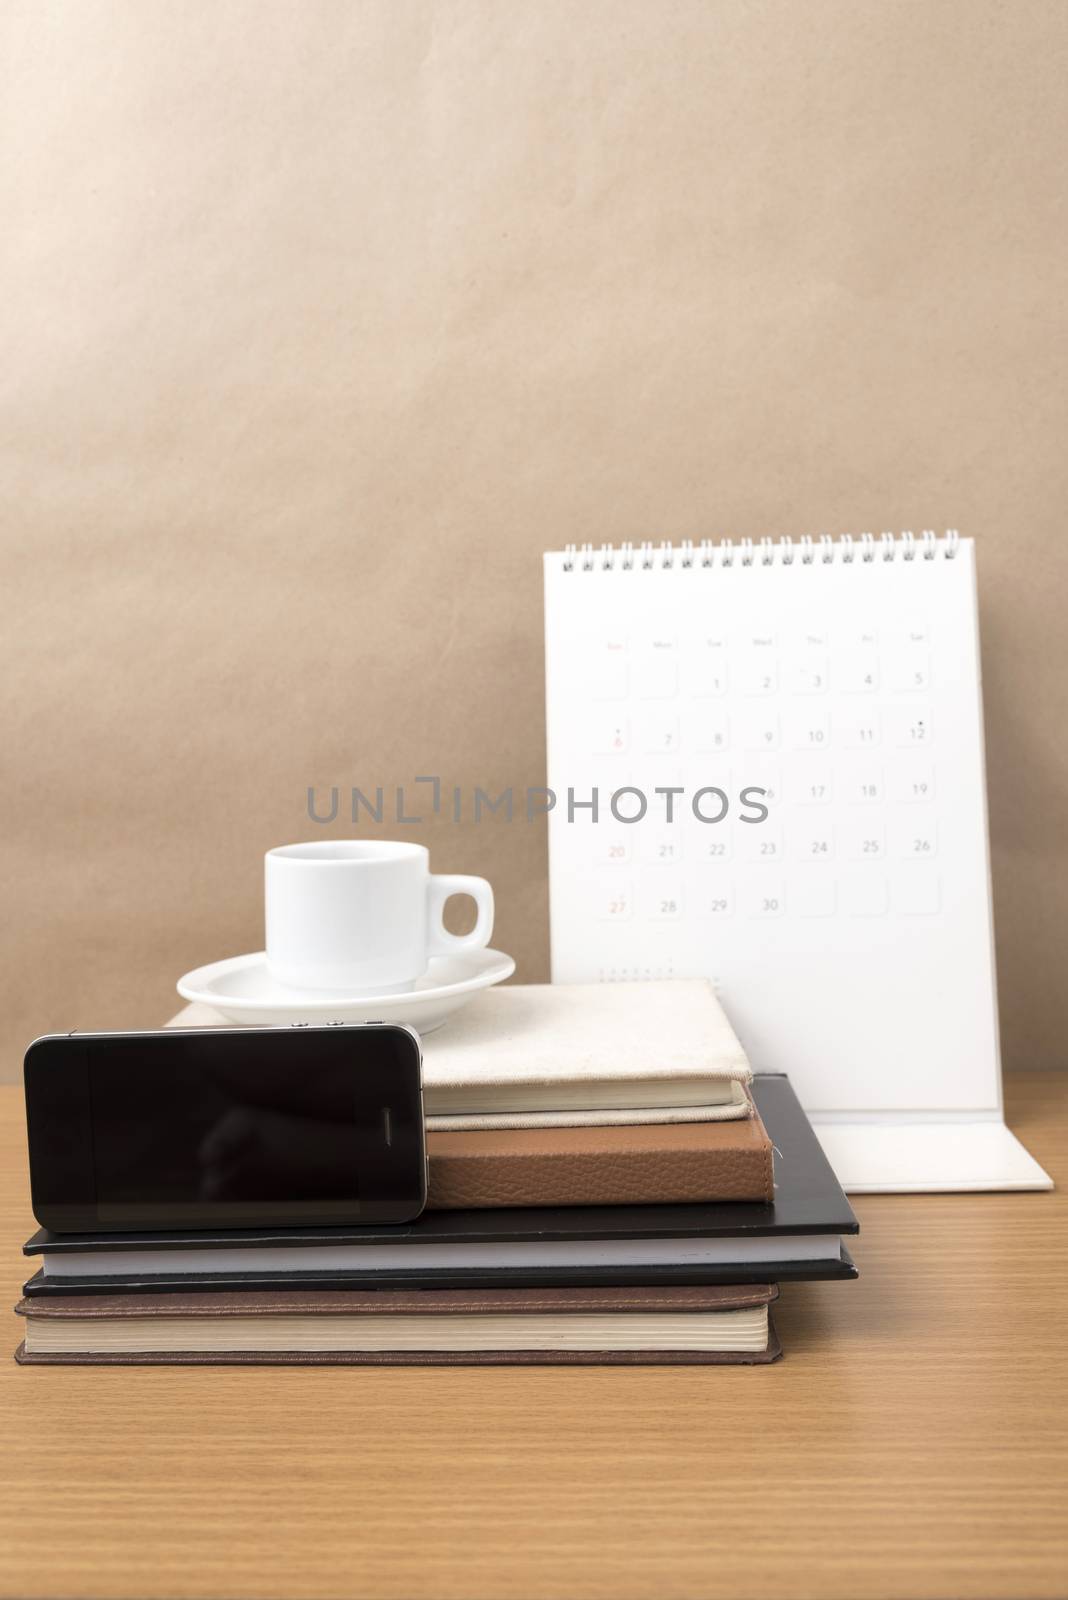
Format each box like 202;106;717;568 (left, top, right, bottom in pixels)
425;1130;773;1210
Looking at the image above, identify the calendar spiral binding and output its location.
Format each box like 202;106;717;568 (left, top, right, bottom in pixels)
560;529;961;573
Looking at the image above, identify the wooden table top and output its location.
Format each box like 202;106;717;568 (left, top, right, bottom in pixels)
1;1073;1065;1600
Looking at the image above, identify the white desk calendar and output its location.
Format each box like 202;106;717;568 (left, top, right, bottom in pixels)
544;531;1051;1193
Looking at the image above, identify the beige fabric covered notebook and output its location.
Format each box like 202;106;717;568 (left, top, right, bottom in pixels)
421;979;752;1129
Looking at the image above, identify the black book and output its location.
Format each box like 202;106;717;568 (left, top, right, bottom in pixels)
23;1074;858;1297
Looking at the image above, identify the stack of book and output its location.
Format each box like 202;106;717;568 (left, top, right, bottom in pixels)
15;981;857;1366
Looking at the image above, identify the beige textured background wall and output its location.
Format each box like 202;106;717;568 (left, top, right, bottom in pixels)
2;0;1067;1083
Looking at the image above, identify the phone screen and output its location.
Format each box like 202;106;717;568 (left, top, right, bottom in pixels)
26;1026;425;1231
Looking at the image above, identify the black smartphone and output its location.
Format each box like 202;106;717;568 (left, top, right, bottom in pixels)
24;1023;426;1233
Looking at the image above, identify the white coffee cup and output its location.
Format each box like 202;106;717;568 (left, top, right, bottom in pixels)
265;841;495;994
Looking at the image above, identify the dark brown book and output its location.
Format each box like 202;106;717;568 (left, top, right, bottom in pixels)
14;1283;781;1366
425;1093;773;1209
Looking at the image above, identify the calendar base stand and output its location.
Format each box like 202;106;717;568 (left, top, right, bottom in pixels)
812;1116;1052;1193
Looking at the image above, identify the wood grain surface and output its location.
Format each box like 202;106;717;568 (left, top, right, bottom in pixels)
1;1074;1066;1600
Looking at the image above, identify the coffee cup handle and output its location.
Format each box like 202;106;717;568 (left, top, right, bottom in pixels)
426;875;495;957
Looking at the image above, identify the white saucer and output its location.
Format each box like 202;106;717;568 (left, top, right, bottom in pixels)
176;948;516;1033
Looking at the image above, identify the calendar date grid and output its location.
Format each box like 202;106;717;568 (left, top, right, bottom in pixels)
567;619;941;924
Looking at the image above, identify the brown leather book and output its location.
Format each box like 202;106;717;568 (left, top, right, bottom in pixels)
14;1283;780;1366
426;1092;774;1209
